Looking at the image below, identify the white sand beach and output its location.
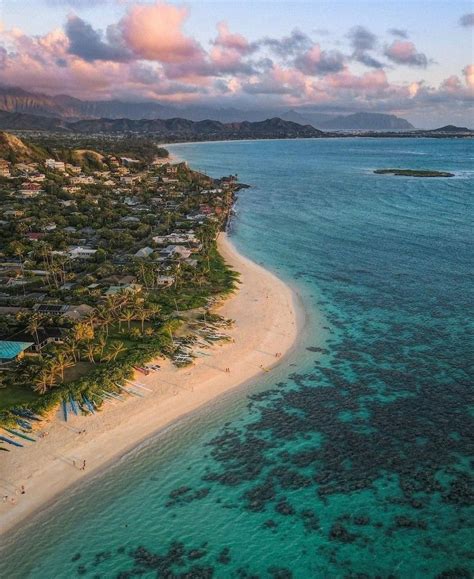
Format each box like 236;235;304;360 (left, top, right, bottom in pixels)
0;233;303;535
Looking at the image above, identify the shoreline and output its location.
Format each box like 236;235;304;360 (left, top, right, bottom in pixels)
0;232;304;537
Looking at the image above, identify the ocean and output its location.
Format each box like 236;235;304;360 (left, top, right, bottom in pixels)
1;138;473;578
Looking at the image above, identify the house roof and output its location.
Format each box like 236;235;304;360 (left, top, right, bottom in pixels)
0;340;33;360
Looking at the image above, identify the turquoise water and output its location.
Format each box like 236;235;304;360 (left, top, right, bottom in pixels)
1;138;473;578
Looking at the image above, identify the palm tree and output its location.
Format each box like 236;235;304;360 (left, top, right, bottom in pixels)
63;338;79;363
121;309;135;332
96;306;113;337
55;351;74;381
32;360;57;394
96;333;107;361
105;341;126;362
26;314;44;352
82;310;97;332
83;342;97;364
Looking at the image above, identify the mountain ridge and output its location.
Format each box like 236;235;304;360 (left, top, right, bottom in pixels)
318;112;414;131
0;86;417;129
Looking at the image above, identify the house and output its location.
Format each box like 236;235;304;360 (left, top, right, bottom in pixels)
0;340;33;364
70;175;95;185
134;247;154;258
29;173;46;183
105;283;142;296
33;303;69;315
4;210;24;219
14;328;65;353
45;159;66;171
63;186;81;194
152;233;198;245
18;182;43;198
63;304;94;321
26;232;46;242
120;175;140;186
156;275;175;287
69;246;98;260
161;245;192;259
60;200;76;208
66;164;82;174
165;164;179;175
120;157;141;167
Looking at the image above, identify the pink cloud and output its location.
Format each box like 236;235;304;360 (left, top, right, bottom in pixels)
463;64;474;87
121;1;203;64
325;69;388;91
384;40;427;67
214;22;253;54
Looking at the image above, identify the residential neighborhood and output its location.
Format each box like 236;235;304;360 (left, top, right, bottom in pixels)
0;132;241;420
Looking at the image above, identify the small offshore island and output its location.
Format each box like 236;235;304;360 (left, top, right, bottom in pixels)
374;168;455;177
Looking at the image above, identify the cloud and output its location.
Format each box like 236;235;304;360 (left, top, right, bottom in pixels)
0;4;471;124
348;26;377;51
65;16;132;62
260;29;312;57
459;13;474;26
384;40;428;67
347;25;384;68
46;0;107;6
213;22;255;55
121;1;203;64
464;64;474;87
294;45;345;75
388;28;408;38
0;46;6;69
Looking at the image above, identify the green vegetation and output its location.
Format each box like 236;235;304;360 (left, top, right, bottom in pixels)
0;132;240;426
374;168;455;177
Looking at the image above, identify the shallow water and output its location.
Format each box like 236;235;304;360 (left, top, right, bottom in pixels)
1;138;473;578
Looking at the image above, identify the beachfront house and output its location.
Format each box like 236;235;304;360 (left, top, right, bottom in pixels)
0;340;34;364
13;328;65;353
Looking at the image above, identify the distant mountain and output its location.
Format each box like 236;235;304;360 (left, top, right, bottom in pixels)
0;86;419;130
0;110;324;140
431;125;473;133
318;112;414;131
68;116;325;140
0;110;66;131
0;86;306;123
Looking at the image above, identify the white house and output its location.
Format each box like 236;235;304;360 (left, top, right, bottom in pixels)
69;246;98;260
45;159;66;171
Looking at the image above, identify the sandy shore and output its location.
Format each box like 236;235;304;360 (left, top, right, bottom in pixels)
0;233;303;535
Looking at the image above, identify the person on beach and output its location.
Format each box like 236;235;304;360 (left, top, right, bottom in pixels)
81;460;86;471
3;495;8;503
20;485;25;495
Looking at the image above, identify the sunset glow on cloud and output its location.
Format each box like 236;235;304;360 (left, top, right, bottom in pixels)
0;0;472;124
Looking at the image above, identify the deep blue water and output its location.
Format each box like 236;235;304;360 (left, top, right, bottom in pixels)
1;138;473;578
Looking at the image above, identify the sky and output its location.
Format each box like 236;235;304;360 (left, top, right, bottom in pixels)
0;0;473;126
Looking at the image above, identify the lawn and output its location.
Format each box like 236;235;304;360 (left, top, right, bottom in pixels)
0;378;39;410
